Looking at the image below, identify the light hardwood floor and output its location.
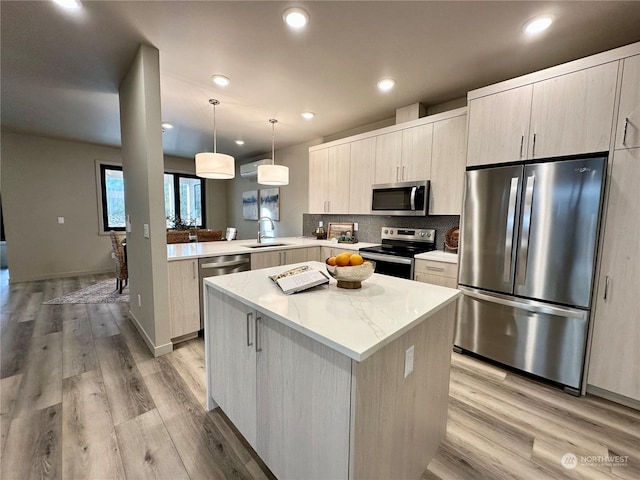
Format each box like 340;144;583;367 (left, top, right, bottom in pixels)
1;271;639;480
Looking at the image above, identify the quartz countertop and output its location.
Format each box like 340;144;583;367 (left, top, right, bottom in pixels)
414;250;459;263
204;261;460;362
168;237;378;261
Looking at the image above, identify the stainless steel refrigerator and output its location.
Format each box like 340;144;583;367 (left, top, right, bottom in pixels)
456;155;607;395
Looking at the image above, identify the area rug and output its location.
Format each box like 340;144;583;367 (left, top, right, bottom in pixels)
43;279;129;304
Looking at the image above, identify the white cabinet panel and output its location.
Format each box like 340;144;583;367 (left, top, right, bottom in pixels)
207;288;257;447
529;62;618;159
588;147;640;401
256;315;351;480
401;123;432;182
430;115;467;215
467;85;533;167
374;131;403;184
308;148;329;214
616;55;640;149
349;137;377;214
168;259;200;338
326;144;351;213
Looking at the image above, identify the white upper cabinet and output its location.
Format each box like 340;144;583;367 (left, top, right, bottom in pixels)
308;145;350;214
374;131;403;184
615;54;640;149
467;85;533;167
529;62;618;159
349;137;377;214
374;126;432;184
467;61;619;167
308;148;329;214
430;115;467;215
401;123;433;182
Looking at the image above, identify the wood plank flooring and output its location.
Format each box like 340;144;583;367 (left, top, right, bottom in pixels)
1;270;639;480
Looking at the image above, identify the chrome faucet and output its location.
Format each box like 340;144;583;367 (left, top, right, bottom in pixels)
257;216;275;243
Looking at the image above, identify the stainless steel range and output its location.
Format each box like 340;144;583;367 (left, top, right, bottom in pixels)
359;227;436;279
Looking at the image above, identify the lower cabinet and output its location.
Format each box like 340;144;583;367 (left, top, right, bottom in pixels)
414;259;458;288
207;289;351;478
251;247;313;270
167;259;200;339
206;286;455;480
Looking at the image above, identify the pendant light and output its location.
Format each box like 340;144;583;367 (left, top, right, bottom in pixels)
195;99;235;179
257;118;289;186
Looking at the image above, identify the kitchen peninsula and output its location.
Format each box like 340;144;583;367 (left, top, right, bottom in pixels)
203;261;460;480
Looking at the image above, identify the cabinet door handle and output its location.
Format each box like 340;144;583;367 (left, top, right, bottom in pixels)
246;313;254;346
193;261;197;279
532;133;537;157
604;275;610;300
327;200;330;212
426;266;444;272
402;165;405;181
623;117;629;146
283;251;287;264
396;166;400;182
519;135;524;158
255;316;262;352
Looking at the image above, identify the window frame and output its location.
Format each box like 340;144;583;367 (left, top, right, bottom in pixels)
96;162;206;234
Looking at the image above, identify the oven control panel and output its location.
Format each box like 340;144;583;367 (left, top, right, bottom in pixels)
380;227;435;243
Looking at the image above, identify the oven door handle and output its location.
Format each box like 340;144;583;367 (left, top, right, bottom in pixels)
360;252;413;265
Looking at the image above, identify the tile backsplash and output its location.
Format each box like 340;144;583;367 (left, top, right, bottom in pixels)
303;214;460;251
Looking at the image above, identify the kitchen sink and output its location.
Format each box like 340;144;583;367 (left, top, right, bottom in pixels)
244;243;290;249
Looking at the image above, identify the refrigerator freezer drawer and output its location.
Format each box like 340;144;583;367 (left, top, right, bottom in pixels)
454;287;589;390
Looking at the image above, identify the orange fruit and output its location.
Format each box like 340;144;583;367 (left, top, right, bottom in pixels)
363;261;372;265
349;254;364;266
326;256;337;266
335;252;352;266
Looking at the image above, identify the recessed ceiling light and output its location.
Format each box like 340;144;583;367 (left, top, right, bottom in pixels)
377;78;395;92
162;122;174;130
235;140;245;146
211;74;230;87
523;15;554;35
52;0;81;10
283;7;309;29
301;112;315;120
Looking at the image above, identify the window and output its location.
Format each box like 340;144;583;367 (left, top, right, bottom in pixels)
99;165;205;232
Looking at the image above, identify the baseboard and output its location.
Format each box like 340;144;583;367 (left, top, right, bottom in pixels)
587;384;640;411
9;267;114;284
128;309;174;357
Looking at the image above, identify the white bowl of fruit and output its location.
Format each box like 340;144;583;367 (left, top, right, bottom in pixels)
325;252;375;289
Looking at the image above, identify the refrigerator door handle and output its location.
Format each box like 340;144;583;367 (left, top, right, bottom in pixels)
517;175;535;285
503;177;519;283
459;286;587;319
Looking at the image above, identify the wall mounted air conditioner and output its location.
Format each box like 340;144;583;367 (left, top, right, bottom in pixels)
240;159;271;178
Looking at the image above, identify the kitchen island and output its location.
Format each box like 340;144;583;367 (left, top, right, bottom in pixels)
203;261;460;480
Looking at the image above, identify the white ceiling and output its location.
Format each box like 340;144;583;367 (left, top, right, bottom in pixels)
2;1;640;161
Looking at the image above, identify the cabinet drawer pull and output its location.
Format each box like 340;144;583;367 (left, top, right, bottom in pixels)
246;313;253;346
426;266;445;272
193;261;197;279
255;316;262;352
532;133;537;157
604;275;610;300
623;117;629;146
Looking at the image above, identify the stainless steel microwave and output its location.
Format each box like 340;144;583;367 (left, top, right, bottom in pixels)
371;180;429;216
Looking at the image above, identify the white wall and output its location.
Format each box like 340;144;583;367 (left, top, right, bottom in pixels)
228;139;319;240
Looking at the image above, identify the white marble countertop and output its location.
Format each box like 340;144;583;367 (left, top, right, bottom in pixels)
414;250;459;263
167;237;378;261
204;261;460;362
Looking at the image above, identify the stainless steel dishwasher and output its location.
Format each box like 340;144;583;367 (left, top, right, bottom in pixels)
198;254;251;328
